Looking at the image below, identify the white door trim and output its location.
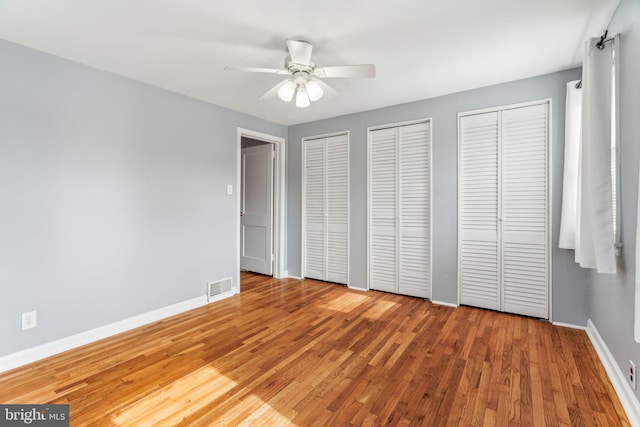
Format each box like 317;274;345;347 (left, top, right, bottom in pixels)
236;128;286;288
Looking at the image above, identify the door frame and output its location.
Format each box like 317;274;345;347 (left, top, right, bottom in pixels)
236;128;286;287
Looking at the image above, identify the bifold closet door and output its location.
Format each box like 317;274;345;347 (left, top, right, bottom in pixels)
369;128;397;294
303;134;349;284
458;102;549;319
458;112;500;311
325;135;349;284
501;104;549;318
303;139;326;281
369;121;431;298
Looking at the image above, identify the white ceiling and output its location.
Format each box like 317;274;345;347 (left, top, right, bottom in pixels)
0;0;619;126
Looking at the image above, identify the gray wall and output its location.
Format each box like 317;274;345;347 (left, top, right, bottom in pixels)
288;68;590;325
0;39;286;356
589;0;640;401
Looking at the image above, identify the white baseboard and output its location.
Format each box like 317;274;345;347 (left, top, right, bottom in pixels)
286;274;304;280
432;300;458;308
586;319;640;425
552;321;587;330
0;294;212;374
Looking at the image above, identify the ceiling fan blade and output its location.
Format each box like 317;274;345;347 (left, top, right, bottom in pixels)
224;65;289;75
286;40;313;66
258;80;288;100
315;64;376;78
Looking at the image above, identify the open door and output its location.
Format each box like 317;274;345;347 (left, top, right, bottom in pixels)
240;144;274;275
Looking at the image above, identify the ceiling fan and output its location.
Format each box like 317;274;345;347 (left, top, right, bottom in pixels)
225;39;376;108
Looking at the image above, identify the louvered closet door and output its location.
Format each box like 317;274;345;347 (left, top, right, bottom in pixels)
501;104;548;318
369;128;397;293
303;139;326;280
458;102;549;319
369;122;431;298
459;112;500;311
303;135;349;285
398;123;431;298
326;134;349;284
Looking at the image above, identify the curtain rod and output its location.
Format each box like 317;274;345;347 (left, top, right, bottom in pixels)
596;30;614;50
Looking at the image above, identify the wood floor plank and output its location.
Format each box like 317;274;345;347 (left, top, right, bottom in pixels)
0;272;630;426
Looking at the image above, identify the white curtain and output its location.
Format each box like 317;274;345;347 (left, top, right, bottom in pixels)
560;35;619;274
576;35;617;274
559;81;582;249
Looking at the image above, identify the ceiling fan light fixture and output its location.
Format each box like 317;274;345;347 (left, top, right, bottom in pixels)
305;79;324;102
277;79;296;102
226;40;375;107
296;85;310;108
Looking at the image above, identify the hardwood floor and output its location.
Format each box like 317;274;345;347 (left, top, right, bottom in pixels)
0;272;630;426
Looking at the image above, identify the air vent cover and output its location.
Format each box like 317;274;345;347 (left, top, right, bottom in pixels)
207;277;233;302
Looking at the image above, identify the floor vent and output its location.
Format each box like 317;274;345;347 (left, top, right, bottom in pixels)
207;278;233;302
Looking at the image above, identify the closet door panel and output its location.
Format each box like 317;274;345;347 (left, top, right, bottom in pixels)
398;122;431;298
501;104;549;318
303;139;326;281
326;135;349;284
458;102;549;319
369;128;397;293
459;112;500;311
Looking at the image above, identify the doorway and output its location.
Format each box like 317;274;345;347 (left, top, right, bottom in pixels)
236;129;285;290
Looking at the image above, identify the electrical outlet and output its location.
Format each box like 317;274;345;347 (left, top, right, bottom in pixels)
21;311;37;331
630;360;637;390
